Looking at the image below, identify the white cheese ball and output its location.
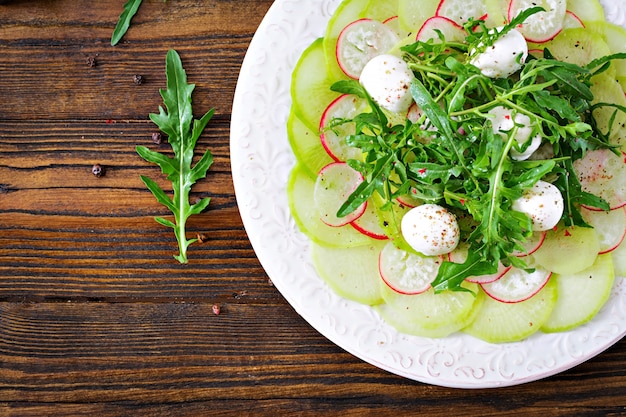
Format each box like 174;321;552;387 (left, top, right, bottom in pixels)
488;106;542;161
359;54;415;113
401;204;460;256
512;180;564;231
470;28;528;78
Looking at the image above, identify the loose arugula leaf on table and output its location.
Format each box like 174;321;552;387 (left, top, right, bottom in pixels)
111;0;143;46
136;49;215;263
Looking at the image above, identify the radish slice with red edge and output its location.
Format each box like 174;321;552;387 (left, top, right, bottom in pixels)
562;10;584;29
448;244;510;284
336;18;400;79
574;148;626;210
416;16;466;43
436;0;488;25
481;267;552;303
512;230;547;257
319;94;369;162
313;162;367;227
379;241;442;295
351;199;389;240
581;206;626;254
508;0;566;43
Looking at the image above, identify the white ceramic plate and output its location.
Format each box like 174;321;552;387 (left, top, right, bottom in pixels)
230;0;626;388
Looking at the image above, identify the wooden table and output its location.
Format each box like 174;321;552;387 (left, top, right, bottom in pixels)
1;1;625;415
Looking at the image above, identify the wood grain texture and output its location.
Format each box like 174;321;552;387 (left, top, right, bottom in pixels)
1;1;626;415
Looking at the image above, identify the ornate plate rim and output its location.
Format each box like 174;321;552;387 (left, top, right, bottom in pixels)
230;0;626;388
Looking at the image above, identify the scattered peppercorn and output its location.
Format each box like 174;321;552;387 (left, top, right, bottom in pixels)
196;233;208;243
133;74;145;85
212;304;221;315
91;164;104;177
152;132;162;144
86;56;97;67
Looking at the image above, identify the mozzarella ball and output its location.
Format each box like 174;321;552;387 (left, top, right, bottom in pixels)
470;28;528;78
488;106;542;161
401;204;460;256
359;54;415;113
512;180;564;231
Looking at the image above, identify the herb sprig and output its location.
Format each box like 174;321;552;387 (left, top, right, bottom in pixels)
136;49;215;263
330;11;625;292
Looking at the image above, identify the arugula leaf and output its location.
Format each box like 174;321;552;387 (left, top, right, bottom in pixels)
111;0;143;46
136;49;215;263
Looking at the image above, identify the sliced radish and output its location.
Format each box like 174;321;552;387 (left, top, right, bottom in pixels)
448;243;510;284
313;162;367;227
319;94;369;162
436;0;488;25
581;206;626;254
350;198;389;240
573;148;626;210
512;230;546;257
336;18;400;79
481;266;552;303
379;241;442;294
508;0;566;43
396;187;424;208
562;10;584;29
416;16;466;43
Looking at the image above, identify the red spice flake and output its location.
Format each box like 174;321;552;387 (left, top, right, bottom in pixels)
106;119;114;124
418;168;427;175
460;199;466;206
564;229;572;237
212;304;221;315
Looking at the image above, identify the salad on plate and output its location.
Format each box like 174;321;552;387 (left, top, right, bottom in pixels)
287;0;626;343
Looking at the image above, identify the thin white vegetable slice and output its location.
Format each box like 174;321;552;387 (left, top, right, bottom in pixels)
581;206;626;254
351;197;389;240
436;0;488;25
378;241;441;294
562;10;584;29
463;279;557;343
397;0;440;31
512;230;546;257
481;267;552;303
416;15;466;43
288;165;373;248
448;243;510;284
312;240;387;305
542;254;615;333
533;225;600;275
573;148;626;210
508;0;566;43
320;94;369;162
336;18;400;79
314;162;367;227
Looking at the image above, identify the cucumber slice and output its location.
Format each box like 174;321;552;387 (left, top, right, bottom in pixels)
397;0;440;32
612;238;626;277
601;23;626;82
381;280;481;330
287;110;334;179
312;240;386;305
291;38;341;132
532;225;601;275
589;74;626;150
541;254;615;333
537;28;613;70
375;290;485;338
364;0;399;21
288;164;373;247
463;279;557;343
566;0;605;24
